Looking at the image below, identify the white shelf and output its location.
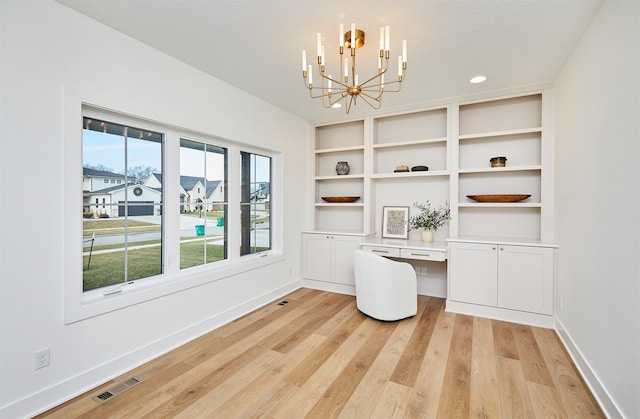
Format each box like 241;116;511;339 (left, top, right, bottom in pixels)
459;127;542;140
315;174;365;181
458;202;542;208
372;137;447;149
458;165;541;174
314;203;364;207
371;170;449;179
315;145;365;154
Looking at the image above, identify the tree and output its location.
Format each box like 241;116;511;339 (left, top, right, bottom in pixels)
127;165;157;184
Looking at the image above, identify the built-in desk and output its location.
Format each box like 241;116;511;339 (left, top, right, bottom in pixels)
360;237;447;262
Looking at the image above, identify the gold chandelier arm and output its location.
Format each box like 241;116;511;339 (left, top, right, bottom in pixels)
358;90;384;109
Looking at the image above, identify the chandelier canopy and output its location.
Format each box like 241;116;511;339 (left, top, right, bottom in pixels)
302;23;407;114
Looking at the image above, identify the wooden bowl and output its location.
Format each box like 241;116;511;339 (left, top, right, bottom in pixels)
466;194;531;203
321;196;361;203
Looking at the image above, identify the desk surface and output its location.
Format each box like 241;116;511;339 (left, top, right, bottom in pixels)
361;237;448;252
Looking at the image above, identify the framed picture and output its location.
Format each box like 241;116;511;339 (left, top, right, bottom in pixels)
382;206;409;239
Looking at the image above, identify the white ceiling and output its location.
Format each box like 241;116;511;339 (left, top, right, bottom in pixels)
56;0;603;123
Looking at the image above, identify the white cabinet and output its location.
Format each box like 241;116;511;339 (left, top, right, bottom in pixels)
448;240;555;316
302;233;363;286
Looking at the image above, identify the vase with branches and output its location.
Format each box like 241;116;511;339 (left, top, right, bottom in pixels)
408;201;451;242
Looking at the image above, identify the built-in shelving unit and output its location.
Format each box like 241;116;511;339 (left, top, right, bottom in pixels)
314;120;365;232
370;106;450;240
452;93;546;241
307;89;555;326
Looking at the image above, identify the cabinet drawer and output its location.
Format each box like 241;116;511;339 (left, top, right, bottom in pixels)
400;248;446;262
361;245;400;258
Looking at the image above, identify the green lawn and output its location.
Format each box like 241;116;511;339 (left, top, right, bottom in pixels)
83;241;226;291
83;219;160;237
82;215;270;291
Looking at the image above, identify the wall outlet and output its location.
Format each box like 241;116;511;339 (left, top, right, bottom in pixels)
34;348;50;370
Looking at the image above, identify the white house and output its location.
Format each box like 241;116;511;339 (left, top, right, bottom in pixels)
145;173;223;212
83;168;161;217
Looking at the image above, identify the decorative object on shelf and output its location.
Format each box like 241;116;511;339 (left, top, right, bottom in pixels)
490;156;507;167
321;196;360;203
335;161;350;175
382;206;409;239
393;165;409;173
408;201;451;243
301;23;407;114
467;194;531;203
411;165;429;172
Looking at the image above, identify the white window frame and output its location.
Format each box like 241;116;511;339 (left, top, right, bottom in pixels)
64;89;283;324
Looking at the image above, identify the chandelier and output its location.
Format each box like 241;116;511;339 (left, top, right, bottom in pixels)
301;23;407;114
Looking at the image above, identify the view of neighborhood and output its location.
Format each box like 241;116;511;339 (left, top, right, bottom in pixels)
82;166;271;291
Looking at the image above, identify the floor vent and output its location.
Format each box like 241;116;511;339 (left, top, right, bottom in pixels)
278;299;290;306
91;376;142;404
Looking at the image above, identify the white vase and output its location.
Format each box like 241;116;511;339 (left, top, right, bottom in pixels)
421;229;434;243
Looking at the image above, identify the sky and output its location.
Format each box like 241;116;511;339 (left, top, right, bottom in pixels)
83;129;269;182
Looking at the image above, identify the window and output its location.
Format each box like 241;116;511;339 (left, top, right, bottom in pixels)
82;117;163;292
179;139;228;269
67;97;282;323
240;152;271;255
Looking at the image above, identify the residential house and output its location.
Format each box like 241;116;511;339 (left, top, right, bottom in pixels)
83;168;161;217
0;1;638;418
145;173;223;212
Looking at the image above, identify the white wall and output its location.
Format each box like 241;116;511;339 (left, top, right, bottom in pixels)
0;1;309;416
554;1;640;417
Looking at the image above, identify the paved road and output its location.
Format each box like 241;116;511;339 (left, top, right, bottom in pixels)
84;215;270;249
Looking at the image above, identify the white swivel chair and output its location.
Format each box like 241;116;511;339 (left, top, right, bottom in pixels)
353;250;418;321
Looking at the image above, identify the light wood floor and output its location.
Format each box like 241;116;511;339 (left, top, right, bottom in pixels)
39;288;604;418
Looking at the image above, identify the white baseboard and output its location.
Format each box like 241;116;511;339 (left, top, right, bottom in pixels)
445;299;555;329
300;278;356;296
2;280;301;419
555;317;623;419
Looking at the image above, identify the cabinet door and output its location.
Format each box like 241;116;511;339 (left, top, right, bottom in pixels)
448;242;498;306
302;234;332;281
498;245;554;315
332;235;363;285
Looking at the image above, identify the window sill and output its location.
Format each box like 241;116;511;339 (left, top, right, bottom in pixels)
65;252;284;324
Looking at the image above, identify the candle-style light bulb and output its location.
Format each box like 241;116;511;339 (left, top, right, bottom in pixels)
351;23;355;48
384;26;390;51
402;40;407;62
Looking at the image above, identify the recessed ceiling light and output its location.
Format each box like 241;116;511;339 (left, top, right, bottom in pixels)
470;75;487;84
